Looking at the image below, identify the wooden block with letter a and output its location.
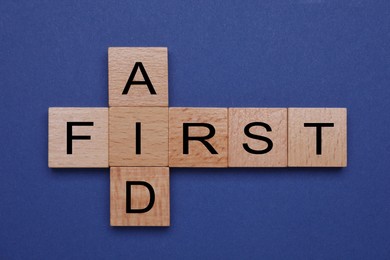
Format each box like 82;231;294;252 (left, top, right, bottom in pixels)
109;107;168;166
229;108;287;167
48;107;108;168
108;47;168;107
288;108;347;167
110;167;170;226
169;107;228;167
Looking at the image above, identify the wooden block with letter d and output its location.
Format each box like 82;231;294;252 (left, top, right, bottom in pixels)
169;107;228;167
228;108;287;167
110;167;170;226
109;107;168;166
108;47;168;107
48;107;108;168
288;108;347;167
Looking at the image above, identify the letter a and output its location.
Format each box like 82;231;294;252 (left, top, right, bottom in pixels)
122;62;157;95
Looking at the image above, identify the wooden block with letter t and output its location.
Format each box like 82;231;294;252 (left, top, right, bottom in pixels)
228;108;287;167
288;108;347;167
108;47;168;107
110;167;170;226
109;107;168;166
169;107;228;167
48;107;108;168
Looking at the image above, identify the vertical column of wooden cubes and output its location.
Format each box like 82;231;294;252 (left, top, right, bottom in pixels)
108;47;170;226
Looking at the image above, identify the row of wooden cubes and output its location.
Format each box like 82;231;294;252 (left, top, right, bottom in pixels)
49;107;347;168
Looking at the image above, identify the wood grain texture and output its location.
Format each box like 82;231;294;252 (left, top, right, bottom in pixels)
109;47;168;107
288;108;347;167
110;167;170;226
48;107;108;168
229;108;287;167
169;108;228;167
109;107;168;166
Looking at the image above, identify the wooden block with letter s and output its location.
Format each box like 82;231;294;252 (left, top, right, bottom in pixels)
228;108;287;167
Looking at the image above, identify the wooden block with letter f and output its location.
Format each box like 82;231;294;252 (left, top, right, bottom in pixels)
48;107;108;168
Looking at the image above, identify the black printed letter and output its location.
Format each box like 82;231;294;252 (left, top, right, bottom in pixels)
243;122;273;154
183;123;218;154
67;122;94;154
126;181;155;213
135;122;141;154
304;123;334;155
122;62;157;95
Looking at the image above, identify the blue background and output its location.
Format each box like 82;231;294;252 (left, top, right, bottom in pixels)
1;0;389;259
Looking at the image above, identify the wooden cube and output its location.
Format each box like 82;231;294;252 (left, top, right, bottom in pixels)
110;167;170;226
109;107;168;166
108;47;168;107
48;108;108;168
169;108;228;167
229;108;287;167
288;108;347;167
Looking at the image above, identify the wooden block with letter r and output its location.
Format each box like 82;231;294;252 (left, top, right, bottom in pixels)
228;108;287;167
110;167;170;226
169;107;228;167
48;107;108;168
108;47;168;107
288;108;347;167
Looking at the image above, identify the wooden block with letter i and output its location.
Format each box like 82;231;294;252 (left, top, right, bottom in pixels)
229;108;287;167
288;108;347;167
110;167;170;226
109;47;168;107
109;107;168;166
48;107;108;168
169;108;228;167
